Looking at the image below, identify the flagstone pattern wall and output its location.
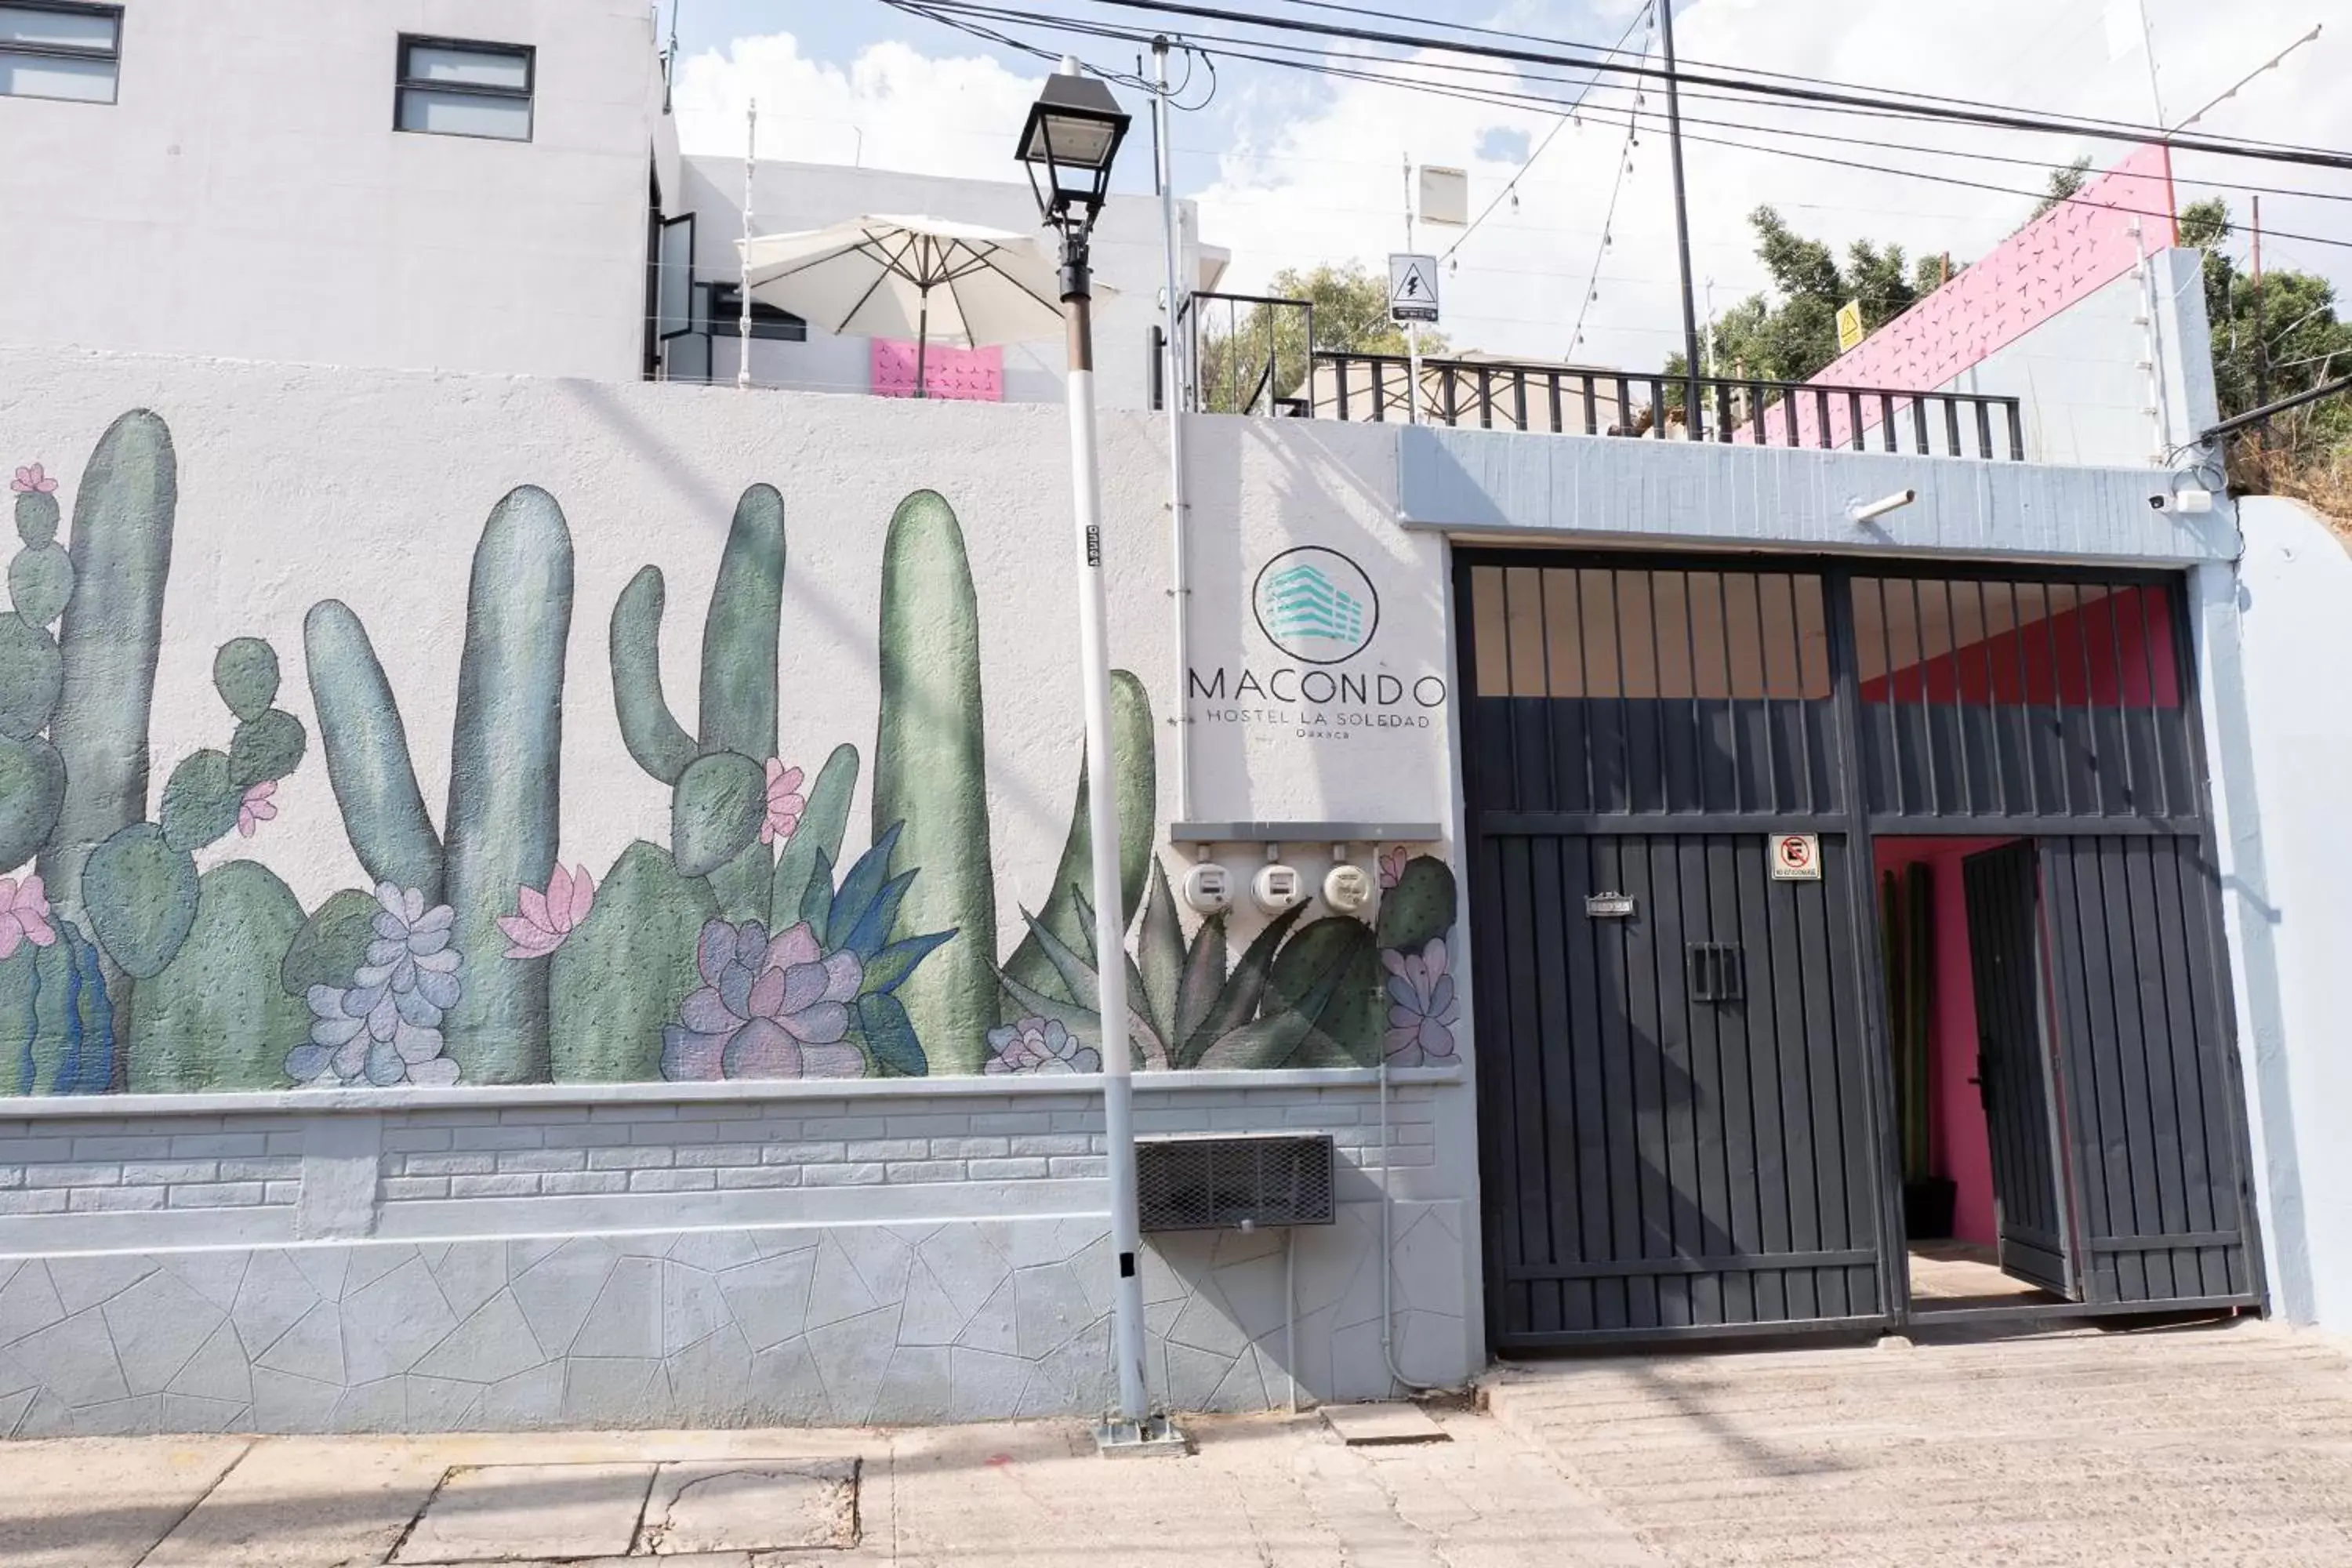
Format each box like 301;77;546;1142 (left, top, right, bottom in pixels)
0;1075;1465;1436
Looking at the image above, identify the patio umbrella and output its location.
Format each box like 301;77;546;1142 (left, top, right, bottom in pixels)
735;214;1102;396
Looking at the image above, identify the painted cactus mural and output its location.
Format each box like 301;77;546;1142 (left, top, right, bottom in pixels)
2;416;315;1092
992;851;1458;1074
287;884;463;1087
118;643;311;1092
34;413;176;969
610;485;789;921
305;485;573;1083
1;411;1462;1098
660;822;953;1082
873;491;999;1076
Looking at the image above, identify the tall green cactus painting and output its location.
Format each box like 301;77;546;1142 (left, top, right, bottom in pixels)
1;412;1460;1097
304;486;573;1084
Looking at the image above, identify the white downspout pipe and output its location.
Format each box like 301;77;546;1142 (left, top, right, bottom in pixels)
1153;38;1193;823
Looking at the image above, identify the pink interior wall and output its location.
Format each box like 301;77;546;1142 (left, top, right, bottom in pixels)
1859;586;2179;708
1876;837;2018;1249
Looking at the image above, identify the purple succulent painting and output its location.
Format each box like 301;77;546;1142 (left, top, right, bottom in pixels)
286;884;463;1087
662;918;866;1081
984;1015;1101;1075
1381;938;1458;1066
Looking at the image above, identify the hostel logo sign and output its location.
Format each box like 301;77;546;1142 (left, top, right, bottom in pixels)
1191;541;1445;743
1252;546;1378;665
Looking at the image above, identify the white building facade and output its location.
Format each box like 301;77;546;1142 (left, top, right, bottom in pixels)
0;0;2346;1439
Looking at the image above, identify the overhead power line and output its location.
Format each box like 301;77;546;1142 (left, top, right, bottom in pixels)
915;0;2352;171
1439;3;1653;261
873;0;2352;256
928;4;2352;256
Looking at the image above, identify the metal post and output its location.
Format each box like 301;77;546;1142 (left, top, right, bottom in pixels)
1655;0;1704;437
1058;229;1156;1447
737;99;756;391
1154;38;1194;824
1403;153;1423;426
2252;194;2269;414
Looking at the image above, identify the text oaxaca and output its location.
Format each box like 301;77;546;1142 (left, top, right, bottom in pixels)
1189;545;1446;739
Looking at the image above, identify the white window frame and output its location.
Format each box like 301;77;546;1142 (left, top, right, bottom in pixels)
394;34;535;143
0;1;123;106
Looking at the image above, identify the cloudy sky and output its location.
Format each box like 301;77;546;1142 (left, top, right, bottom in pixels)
666;0;2352;374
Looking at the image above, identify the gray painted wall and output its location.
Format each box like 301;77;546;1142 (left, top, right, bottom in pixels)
0;1073;1469;1436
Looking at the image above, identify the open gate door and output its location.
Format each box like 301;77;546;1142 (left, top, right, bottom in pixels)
2038;837;2262;1308
1959;843;2074;1298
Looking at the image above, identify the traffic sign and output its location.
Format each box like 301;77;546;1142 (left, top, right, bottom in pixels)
1388;253;1440;324
1769;833;1822;881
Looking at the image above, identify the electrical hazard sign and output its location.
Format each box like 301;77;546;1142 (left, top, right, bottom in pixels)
1769;833;1822;881
1388;253;1440;324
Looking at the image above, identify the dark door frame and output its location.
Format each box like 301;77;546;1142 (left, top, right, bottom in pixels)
1452;543;2267;1349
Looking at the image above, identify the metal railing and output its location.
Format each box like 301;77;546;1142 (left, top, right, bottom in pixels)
1307;350;2026;461
1158;295;2027;461
1175;292;1316;417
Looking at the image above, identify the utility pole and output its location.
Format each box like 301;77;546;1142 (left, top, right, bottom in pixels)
1655;0;1704;437
2252;194;2270;414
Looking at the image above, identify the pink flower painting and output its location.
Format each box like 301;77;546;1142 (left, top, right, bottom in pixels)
498;864;596;959
9;463;57;495
0;876;58;960
761;759;807;845
1378;846;1408;890
237;779;279;838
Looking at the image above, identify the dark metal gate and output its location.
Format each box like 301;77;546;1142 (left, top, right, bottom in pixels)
1962;841;2073;1297
1458;552;2263;1351
2041;835;2258;1306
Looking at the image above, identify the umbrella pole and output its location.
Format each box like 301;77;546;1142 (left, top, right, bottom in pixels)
915;295;930;399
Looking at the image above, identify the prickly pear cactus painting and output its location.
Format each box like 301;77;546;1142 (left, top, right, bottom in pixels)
0;408;1461;1098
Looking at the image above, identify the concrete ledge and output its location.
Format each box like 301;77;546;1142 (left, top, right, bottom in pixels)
0;1065;1466;1121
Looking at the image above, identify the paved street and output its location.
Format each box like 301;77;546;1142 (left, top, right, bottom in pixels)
9;1319;2352;1566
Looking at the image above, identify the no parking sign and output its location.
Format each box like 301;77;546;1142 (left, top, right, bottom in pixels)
1769;833;1821;881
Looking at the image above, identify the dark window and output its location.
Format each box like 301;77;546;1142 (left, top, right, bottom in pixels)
706;283;807;342
0;2;121;104
396;35;532;142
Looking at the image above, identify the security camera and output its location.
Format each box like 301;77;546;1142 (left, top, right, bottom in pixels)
2152;485;2213;514
2149;492;2169;510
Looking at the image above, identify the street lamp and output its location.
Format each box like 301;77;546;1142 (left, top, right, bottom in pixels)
1018;61;1172;1457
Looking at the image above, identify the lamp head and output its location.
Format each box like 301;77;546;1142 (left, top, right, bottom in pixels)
1018;60;1131;234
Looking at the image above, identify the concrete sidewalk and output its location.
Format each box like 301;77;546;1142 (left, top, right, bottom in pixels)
0;1406;1664;1568
1486;1318;2352;1566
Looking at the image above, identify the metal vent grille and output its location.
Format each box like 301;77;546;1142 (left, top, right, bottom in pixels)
1136;1134;1336;1232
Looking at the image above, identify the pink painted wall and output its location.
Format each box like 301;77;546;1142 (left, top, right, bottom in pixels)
1860;586;2180;709
869;339;1004;401
1876;837;2019;1248
1742;143;2175;449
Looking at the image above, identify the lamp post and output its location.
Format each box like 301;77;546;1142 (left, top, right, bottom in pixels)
1018;59;1171;1455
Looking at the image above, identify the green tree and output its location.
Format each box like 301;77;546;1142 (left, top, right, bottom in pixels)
2028;156;2092;223
2174;198;2352;507
2178;198;2352;426
1192;263;1448;414
1682;207;1959;390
